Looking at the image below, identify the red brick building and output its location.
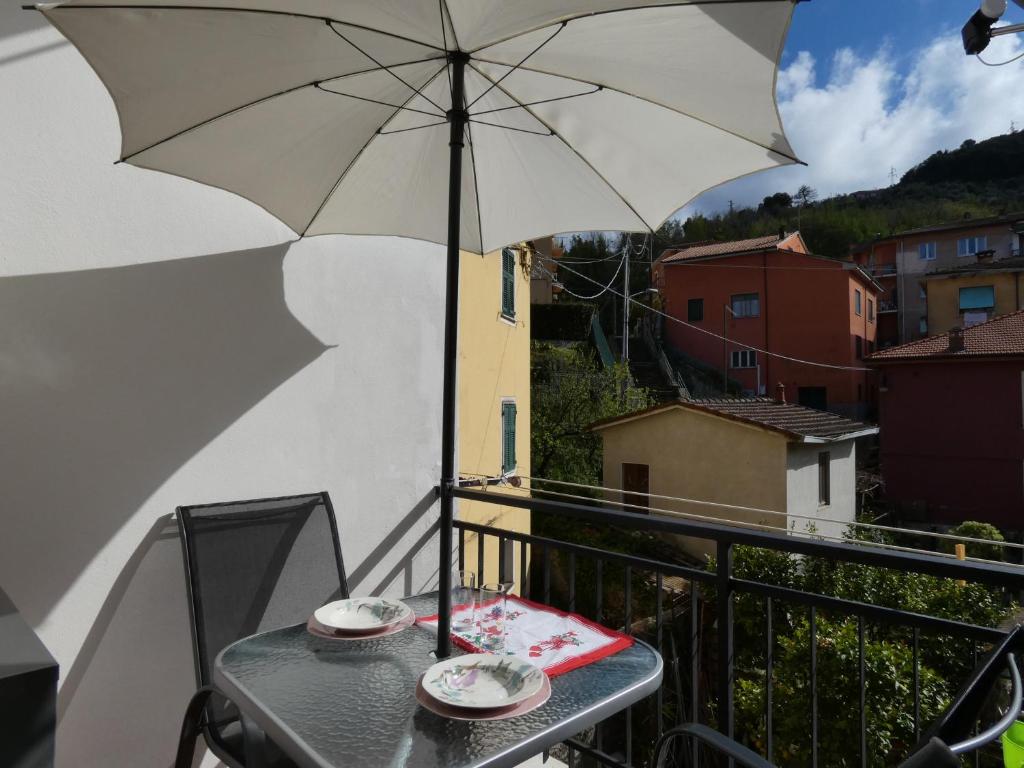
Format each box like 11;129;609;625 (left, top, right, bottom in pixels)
653;232;880;418
866;311;1024;529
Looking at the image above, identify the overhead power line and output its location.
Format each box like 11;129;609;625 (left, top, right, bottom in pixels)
542;256;874;373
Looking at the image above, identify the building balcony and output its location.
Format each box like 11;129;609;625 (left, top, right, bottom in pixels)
878;299;899;313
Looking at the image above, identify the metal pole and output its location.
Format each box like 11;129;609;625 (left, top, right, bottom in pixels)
623;244;630;362
437;50;468;659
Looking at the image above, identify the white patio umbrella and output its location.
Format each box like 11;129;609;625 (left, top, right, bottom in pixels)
30;0;802;657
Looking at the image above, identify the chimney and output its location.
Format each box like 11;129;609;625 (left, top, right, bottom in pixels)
775;382;786;403
977;249;995;264
948;327;965;353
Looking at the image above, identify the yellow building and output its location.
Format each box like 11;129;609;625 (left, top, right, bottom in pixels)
591;399;875;560
457;243;532;586
924;255;1024;334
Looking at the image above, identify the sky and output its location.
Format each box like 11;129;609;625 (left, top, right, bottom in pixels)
679;0;1024;219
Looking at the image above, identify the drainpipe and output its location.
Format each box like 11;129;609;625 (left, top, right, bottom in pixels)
763;250;770;396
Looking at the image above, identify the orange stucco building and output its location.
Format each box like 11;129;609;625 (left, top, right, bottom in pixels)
654;232;879;419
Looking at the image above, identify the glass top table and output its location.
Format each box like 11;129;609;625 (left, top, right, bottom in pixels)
215;592;663;768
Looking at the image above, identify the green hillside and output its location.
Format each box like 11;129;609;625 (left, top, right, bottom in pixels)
679;130;1024;258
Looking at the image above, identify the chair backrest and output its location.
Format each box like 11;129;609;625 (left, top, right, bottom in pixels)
176;492;348;692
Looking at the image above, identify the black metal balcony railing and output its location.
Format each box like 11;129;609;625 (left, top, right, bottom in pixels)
870;264;898;277
453;487;1024;768
878;299;898;313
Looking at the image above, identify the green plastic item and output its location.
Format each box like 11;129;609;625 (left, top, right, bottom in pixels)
1002;721;1024;768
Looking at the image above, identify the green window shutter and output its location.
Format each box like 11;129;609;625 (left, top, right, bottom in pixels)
501;401;517;473
501;248;515;319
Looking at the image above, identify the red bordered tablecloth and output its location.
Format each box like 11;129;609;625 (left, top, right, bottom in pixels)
418;595;634;677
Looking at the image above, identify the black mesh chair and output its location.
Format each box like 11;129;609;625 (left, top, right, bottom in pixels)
174;492;348;768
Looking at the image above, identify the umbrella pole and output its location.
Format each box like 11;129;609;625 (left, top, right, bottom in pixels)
437;51;468;659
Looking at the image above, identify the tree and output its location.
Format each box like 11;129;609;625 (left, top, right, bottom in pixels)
531;342;653;490
943;520;1006;562
710;525;1015;766
795;184;817;207
760;192;793;216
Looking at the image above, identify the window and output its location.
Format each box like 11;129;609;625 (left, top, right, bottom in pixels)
730;292;760;318
501;400;516;473
501;248;516;320
818;452;831;506
854;289;862;316
919;317;928;335
958;236;988;257
730;349;757;369
919;285;927;301
868;299;874;322
959;285;995;311
918;242;937;261
687;298;704;322
622;463;650;513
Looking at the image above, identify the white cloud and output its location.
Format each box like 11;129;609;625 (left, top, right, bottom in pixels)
681;30;1024;218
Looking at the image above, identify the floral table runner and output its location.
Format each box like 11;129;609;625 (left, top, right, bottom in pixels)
418;595;634;677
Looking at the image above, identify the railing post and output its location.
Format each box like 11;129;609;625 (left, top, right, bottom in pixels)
717;541;734;742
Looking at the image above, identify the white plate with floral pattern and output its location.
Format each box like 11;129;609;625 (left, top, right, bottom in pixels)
312;597;411;633
422;654;546;709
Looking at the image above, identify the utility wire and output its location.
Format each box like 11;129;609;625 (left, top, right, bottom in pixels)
557;249;627;300
458;472;1024;565
542;256;875;372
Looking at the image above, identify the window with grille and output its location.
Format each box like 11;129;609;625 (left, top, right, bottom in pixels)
730;293;760;318
730;349;757;369
501;248;515;320
501;401;517;473
818;452;831;506
957;236;988;257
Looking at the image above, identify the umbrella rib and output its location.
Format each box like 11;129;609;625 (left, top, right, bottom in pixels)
327;22;447;114
467;62;652;233
471;56;804;166
378;121;449;136
44;4;446;52
117;56;445;163
464;122;485;254
466;22;566;110
314;84;446;119
467;120;553;137
301;64;450;236
438;0;453;98
467;0;795;54
469;85;602;117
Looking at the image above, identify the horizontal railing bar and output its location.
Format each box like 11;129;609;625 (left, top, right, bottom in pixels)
732;579;1005;641
459;519;1010;640
454;488;1024;588
455;520;713;583
564;738;632;768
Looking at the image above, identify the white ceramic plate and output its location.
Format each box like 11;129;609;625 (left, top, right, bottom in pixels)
422;654;546;709
312;598;411;633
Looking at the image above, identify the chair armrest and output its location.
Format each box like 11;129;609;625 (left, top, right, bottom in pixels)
653;723;775;768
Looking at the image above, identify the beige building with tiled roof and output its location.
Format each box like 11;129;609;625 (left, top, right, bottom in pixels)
590;397;877;559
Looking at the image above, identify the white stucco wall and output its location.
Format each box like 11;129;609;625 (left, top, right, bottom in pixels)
785;441;857;542
1;14;447;767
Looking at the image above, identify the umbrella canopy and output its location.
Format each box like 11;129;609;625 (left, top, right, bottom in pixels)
37;0;800;254
33;0;801;658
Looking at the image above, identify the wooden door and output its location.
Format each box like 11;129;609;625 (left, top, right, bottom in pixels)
621;463;650;513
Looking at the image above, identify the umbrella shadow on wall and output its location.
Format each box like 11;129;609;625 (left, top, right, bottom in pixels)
0;242;330;629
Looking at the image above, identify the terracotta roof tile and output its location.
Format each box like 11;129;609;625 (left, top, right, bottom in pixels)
590;398;876;441
866;310;1024;362
660;234;784;263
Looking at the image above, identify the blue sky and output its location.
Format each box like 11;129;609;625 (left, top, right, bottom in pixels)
785;0;1024;73
681;0;1024;219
